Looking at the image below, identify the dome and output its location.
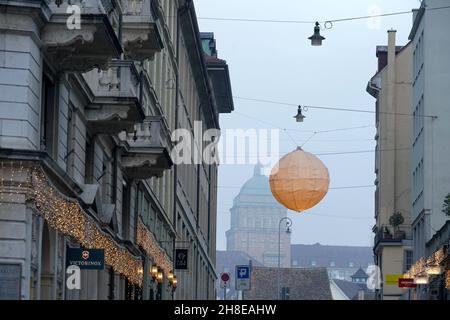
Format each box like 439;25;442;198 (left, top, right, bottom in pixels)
239;166;272;196
233;164;281;206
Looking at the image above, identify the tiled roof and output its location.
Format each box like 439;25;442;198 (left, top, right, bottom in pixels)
243;267;332;300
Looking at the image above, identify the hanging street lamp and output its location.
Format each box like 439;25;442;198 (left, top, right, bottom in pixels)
294;105;306;122
308;22;325;46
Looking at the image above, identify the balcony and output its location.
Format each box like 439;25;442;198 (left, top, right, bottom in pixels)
121;0;163;61
41;0;122;72
374;225;412;249
83;59;145;134
119;117;173;179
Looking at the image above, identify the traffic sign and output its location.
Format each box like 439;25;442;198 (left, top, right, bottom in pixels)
220;272;230;288
235;265;251;291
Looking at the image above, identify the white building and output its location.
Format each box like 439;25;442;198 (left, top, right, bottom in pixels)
408;0;450;299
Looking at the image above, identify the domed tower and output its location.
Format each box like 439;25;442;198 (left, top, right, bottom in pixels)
226;165;290;267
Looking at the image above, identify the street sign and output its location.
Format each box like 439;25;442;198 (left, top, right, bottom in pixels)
220;272;230;288
66;248;104;270
235;265;251;291
175;249;188;270
399;278;417;288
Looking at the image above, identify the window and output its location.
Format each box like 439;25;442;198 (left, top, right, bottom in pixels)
84;134;95;184
281;287;290;300
348;262;354;268
121;180;131;240
330;261;335;267
311;261;317;267
292;260;298;266
41;71;57;158
404;250;413;272
65;104;75;174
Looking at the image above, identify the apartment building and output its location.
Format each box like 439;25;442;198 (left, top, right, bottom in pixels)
405;0;450;300
366;30;413;300
0;0;233;300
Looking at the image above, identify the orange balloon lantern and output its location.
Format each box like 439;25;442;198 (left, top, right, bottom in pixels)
269;147;330;211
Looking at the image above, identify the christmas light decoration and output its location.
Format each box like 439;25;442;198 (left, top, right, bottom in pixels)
136;219;173;272
0;161;144;286
446;270;450;289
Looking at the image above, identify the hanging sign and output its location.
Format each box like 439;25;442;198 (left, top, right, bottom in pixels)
66;248;105;270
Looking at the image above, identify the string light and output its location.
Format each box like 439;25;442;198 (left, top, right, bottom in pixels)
136;219;173;272
0;161;145;286
446;271;450;289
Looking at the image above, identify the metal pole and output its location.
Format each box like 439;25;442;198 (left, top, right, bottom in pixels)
223;286;226;300
277;217;292;300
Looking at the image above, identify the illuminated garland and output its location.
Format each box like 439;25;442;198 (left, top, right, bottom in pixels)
446;270;450;289
136;219;173;272
407;246;449;281
25;163;143;286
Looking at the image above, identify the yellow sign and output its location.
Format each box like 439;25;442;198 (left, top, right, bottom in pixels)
385;274;402;286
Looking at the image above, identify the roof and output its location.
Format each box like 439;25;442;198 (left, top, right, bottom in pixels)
332;279;374;300
290;243;373;268
351;267;369;279
243;267;332;300
200;32;234;113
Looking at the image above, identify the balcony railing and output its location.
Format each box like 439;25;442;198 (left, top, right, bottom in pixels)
83;59;145;134
42;0;122;72
374;224;412;248
119;116;173;179
121;0;163;61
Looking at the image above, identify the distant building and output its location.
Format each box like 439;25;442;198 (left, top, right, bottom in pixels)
366;29;413;300
226;165;290;267
330;268;375;300
290;243;373;281
215;250;263;300
243;267;332;300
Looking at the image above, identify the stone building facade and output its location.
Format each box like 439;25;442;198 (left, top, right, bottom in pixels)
0;0;233;300
226;165;290;268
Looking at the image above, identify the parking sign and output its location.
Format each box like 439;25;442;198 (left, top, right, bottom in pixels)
235;265;251;291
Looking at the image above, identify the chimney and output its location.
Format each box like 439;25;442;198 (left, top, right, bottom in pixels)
386;29;396;112
387;29;397;65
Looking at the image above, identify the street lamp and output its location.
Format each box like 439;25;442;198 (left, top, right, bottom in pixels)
277;217;293;300
308;22;325;46
294;105;306;123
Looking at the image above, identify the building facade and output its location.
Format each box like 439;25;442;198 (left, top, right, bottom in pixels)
405;0;450;299
366;30;413;300
225;165;290;268
290;243;373;282
0;0;233;300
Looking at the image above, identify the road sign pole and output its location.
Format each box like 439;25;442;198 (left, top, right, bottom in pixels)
224;286;226;300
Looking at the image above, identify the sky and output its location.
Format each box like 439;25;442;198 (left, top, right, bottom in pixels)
194;0;419;249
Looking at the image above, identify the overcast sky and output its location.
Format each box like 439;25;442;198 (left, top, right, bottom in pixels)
195;0;418;249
